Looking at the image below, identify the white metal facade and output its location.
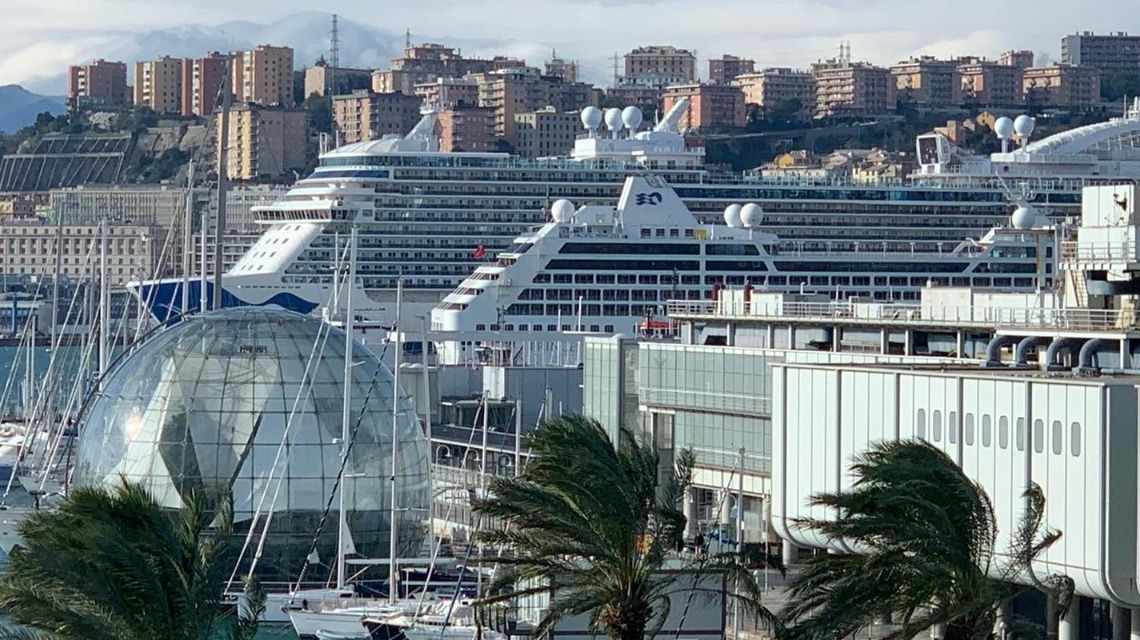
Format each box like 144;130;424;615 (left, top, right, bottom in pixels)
772;363;1140;606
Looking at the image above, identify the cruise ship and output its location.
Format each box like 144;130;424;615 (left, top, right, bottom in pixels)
129;99;1140;341
429;173;1058;363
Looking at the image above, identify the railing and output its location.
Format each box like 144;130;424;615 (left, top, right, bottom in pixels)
1060;240;1139;264
688;446;771;475
665;299;1136;332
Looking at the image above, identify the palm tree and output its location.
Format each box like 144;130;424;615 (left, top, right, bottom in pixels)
0;481;263;640
472;414;775;640
780;440;1073;640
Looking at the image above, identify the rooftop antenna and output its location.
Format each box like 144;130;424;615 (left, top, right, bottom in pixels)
405;28;411;50
329;14;339;96
612;52;619;88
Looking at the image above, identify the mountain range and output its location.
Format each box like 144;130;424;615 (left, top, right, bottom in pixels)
0;85;66;134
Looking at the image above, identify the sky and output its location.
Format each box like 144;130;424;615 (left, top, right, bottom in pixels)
1;0;1136;94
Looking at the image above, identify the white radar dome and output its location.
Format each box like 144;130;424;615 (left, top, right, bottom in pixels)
604;107;624;131
723;204;743;228
580;106;603;130
1011;204;1038;230
1013;114;1036;138
551;199;576;223
621;105;643;131
740;203;764;228
993;116;1014;139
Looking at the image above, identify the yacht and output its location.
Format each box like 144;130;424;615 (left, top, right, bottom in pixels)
429;174;1059;364
128;99;1140;344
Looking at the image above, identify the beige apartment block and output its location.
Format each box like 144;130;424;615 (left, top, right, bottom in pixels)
181;52;228;116
414;77;480;108
232;45;295;107
732;68;815;116
0;222;165;285
68;59;128;107
332;90;423;144
662;83;746;130
514;107;578;158
218;104;307;181
1023;64;1102;108
438;106;496;152
624;45;697;86
1062;31;1140;74
1000;50;1035;70
890;56;959;107
957;58;1024;107
708;55;756;85
811;60;896;118
303;63;372;99
134;56;183;114
545;54;579;83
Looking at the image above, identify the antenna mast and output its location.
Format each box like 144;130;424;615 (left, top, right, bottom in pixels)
612;52;619;88
329;14;339;96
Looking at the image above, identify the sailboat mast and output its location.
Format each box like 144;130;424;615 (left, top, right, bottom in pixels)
337;226;357;591
181;159;194;316
98;218;109;381
389;276;403;606
212;57;232;312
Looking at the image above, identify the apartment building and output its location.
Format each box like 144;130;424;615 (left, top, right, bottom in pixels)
811;60;896;118
1023;64;1101;109
181;53;229;117
0;221;165;286
218;104;307;181
624;46;697;87
438;106;496;152
232;45;295;107
545;53;579;83
134;56;183;114
67;59;128;108
1000;50;1035;70
332;90;424;144
733;68;816;118
414;77;480;108
1062;31;1140;74
957;58;1024;107
49;185;184;227
890;56;959;108
0;196;36;220
514;107;579;158
303;62;372;98
373;42;525;95
708;55;756;85
662;83;746;131
476;67;597;142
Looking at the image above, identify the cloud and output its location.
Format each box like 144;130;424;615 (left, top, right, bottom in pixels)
3;0;1138;92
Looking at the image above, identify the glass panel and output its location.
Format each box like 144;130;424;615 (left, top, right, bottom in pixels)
916;408;926;440
999;416;1009;450
981;414;992;448
1070;422;1082;457
1033;419;1045;454
932;410;942;442
964;413;975;446
1016;417;1026;452
1051;420;1063;455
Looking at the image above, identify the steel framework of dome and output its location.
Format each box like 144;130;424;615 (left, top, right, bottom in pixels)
72;307;430;583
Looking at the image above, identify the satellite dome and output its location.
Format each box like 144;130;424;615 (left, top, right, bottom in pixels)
723;203;743;228
72;307;430;583
604;107;624;131
621;105;643;131
993;116;1014;140
580;106;603;130
1011;204;1038;230
551;199;576;222
1013;114;1036;138
740;203;764;228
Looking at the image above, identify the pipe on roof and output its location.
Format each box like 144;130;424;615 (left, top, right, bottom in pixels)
982;335;1021;367
1044;337;1085;371
1014;336;1051;368
1076;338;1116;371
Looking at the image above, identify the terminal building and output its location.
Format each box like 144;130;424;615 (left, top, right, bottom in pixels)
579;183;1140;639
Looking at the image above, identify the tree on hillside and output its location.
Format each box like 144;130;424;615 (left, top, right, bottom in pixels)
472;415;776;640
0;481;262;640
780;440;1072;640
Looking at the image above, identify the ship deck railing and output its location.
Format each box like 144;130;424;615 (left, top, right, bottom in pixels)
665;299;1137;333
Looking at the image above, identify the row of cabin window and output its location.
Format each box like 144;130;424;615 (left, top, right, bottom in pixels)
915;408;1081;457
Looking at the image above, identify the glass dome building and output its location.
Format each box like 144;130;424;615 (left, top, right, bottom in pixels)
72;307;431;584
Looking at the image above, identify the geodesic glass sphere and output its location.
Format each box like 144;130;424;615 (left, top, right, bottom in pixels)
73;307;430;583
